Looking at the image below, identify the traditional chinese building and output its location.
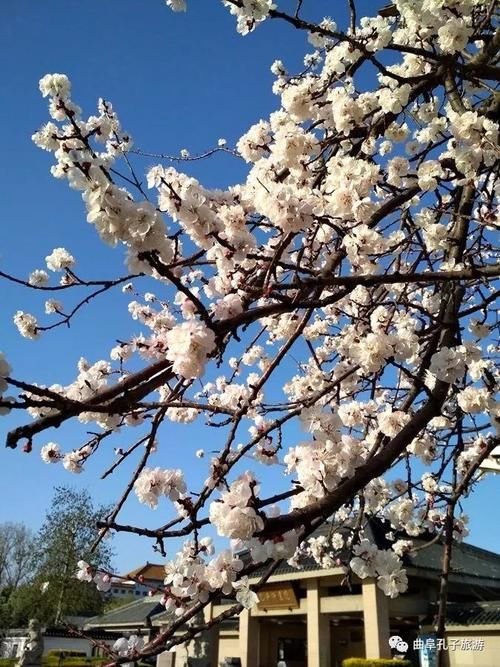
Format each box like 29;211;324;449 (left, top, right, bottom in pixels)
85;525;500;667
107;562;165;599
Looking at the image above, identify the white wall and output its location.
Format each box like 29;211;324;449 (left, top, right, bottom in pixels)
1;633;118;659
0;636;28;658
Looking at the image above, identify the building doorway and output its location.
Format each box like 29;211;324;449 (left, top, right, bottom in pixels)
258;618;307;667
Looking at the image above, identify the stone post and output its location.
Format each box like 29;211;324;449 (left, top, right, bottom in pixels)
239;608;259;667
362;580;391;658
307;578;331;667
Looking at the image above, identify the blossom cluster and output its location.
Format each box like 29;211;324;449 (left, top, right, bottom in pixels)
350;539;408;598
209;472;264;539
134;467;187;508
76;560;112;593
162;540;259;613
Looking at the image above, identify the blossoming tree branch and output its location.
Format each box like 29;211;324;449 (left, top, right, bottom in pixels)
1;0;500;661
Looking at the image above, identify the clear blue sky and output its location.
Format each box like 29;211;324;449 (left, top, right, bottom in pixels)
0;0;498;574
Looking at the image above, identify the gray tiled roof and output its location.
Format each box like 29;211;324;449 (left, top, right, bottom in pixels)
85;595;165;628
368;519;500;585
446;601;500;626
249;520;500;586
250;555;319;578
409;539;500;584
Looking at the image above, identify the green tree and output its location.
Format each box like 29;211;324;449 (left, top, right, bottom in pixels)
5;487;113;628
103;594;137;612
0;585;14;627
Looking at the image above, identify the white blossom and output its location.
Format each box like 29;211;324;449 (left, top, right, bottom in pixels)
76;560;93;582
429;346;467;383
378;409;410;438
134;467;186;508
63;451;84;473
45;247;75;272
45;299;63;314
209;472;264;539
28;270;49;287
437;18;473;54
13;311;39;339
165;321;216;379
233;576;259;609
40;442;61;464
457;387;490;414
39;73;71;99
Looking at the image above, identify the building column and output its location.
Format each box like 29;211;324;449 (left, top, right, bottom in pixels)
155;650;175;667
307;578;331;667
155;625;175;667
362;579;391;659
203;602;219;666
239;608;259;667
